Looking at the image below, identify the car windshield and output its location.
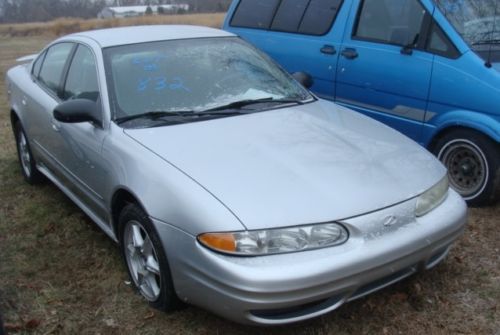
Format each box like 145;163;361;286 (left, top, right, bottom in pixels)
435;0;499;46
103;37;312;125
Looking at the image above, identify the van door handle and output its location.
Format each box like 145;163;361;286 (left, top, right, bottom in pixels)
320;45;337;55
341;48;359;60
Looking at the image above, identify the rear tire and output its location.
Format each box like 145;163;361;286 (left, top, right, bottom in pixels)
119;204;184;312
14;121;44;185
432;129;500;206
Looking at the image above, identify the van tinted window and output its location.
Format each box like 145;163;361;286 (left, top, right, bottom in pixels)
231;0;343;36
271;0;309;32
299;0;343;35
231;0;281;29
354;0;426;46
426;21;460;58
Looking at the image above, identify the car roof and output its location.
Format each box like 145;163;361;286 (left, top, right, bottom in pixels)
65;25;235;48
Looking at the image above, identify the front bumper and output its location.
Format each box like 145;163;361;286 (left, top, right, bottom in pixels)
153;189;467;325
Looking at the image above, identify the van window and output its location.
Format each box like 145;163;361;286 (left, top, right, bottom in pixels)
426;21;460;58
231;0;343;36
231;0;281;29
271;0;309;32
299;0;343;35
354;0;426;47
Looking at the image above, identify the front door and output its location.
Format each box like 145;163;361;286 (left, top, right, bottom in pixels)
51;44;109;221
335;0;435;143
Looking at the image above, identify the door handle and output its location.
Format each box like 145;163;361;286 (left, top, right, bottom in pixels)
52;121;60;132
320;45;337;55
341;48;359;60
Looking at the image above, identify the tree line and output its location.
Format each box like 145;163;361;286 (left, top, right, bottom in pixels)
0;0;231;23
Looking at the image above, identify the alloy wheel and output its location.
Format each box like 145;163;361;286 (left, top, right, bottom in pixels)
124;220;162;301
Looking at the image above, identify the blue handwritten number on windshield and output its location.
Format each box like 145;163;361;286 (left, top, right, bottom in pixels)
155;77;168;91
137;77;190;93
137;78;151;92
170;77;190;92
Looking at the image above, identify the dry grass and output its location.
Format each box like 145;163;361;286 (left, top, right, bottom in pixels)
0;13;225;37
0;36;499;334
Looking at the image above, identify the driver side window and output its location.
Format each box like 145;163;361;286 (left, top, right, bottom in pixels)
354;0;426;47
63;45;99;102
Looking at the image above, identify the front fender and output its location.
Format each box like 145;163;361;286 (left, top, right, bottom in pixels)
103;125;245;237
423;110;500;146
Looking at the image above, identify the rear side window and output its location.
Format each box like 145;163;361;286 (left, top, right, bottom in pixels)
38;43;74;96
231;0;343;36
231;0;281;29
354;0;426;46
32;51;46;79
271;0;309;32
299;0;343;35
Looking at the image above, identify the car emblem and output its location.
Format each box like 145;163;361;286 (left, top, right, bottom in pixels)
383;215;398;227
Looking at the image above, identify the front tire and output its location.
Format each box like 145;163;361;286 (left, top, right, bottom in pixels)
14;121;44;184
119;204;183;312
433;129;500;206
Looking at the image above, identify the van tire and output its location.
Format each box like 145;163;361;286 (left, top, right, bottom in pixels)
432;129;500;206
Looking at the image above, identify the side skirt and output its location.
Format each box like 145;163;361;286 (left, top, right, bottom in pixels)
36;163;118;243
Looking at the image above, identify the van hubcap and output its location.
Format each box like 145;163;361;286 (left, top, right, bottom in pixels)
439;141;487;199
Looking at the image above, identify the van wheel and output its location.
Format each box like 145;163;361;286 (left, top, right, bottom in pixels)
14;122;44;184
119;204;184;312
432;129;500;206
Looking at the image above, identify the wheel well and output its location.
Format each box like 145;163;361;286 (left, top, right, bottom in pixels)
427;126;499;152
10;109;19;132
111;189;141;239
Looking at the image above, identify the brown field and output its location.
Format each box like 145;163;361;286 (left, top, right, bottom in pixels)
0;13;225;37
0;26;499;335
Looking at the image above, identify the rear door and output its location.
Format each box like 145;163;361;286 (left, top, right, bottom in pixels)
226;0;349;99
335;0;435;142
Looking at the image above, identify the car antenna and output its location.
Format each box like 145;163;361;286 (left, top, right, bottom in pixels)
486;0;499;68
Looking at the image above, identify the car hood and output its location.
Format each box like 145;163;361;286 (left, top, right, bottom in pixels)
124;100;446;230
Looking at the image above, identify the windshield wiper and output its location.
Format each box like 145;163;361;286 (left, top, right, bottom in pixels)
115;110;193;124
204;97;305;112
115;109;248;125
115;98;309;125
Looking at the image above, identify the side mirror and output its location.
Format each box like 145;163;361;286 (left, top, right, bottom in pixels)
292;72;314;89
53;99;100;124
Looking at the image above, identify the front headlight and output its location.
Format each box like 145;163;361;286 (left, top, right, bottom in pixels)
415;176;449;217
198;223;349;256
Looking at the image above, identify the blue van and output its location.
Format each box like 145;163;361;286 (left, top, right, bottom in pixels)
223;0;500;206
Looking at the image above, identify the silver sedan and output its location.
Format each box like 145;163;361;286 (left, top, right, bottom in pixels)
5;25;467;325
